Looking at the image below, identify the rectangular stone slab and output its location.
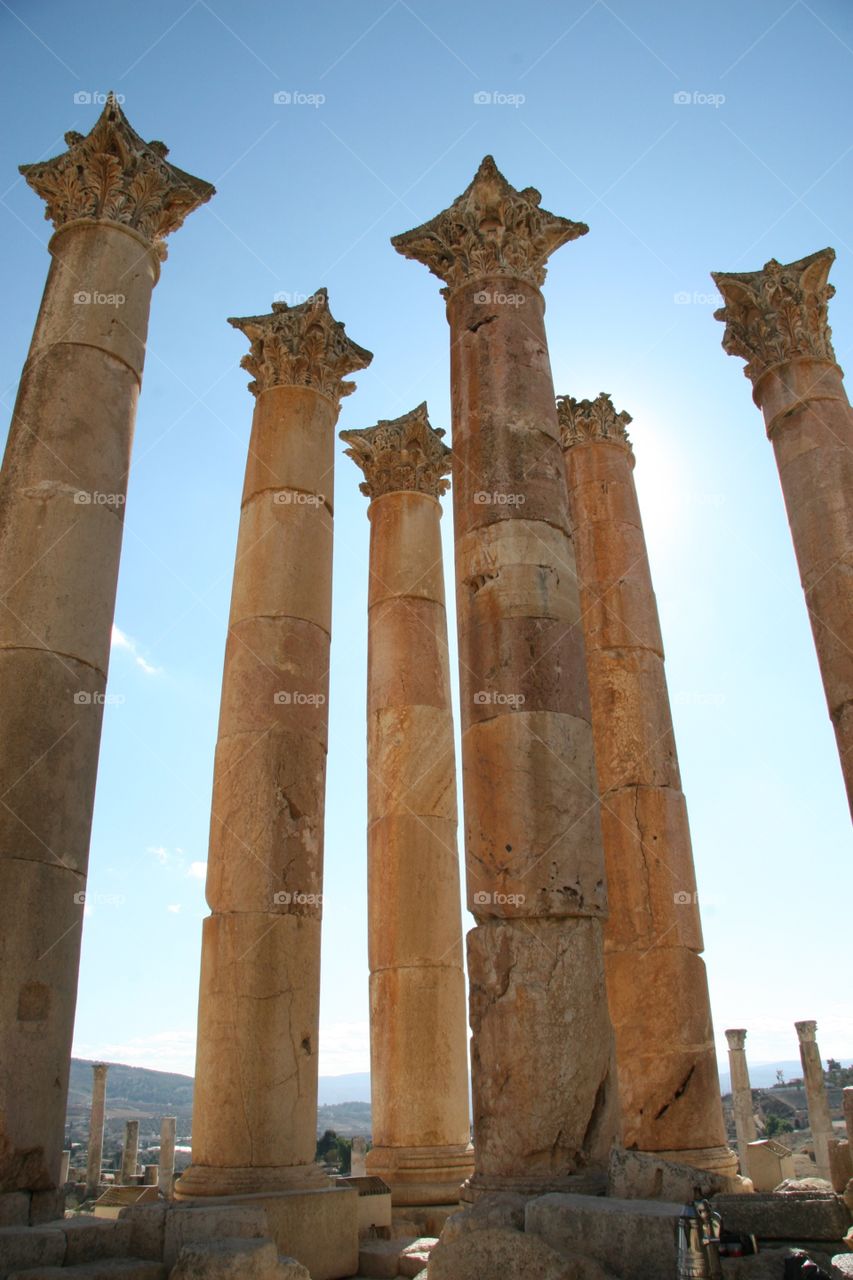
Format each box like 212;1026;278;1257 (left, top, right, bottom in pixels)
711;1193;852;1241
525;1192;683;1280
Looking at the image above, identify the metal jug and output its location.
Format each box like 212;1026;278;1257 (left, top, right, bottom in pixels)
676;1198;723;1279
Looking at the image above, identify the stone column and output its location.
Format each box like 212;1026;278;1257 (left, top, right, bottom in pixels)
350;1137;367;1178
392;157;619;1195
176;291;371;1198
795;1020;833;1181
713;251;853;816
725;1029;757;1176
558;393;735;1177
59;1152;70;1186
341;403;474;1205
844;1087;853;1145
159;1116;176;1198
120;1120;139;1184
85;1063;108;1198
0;95;212;1197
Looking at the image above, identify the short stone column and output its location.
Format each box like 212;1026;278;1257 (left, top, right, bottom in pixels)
713;251;853;816
85;1063;108;1198
795;1020;833;1181
558;393;734;1177
393;157;619;1195
59;1152;70;1186
844;1087;853;1145
725;1029;758;1177
120;1120;139;1184
0;96;212;1197
176;291;371;1198
159;1116;176;1198
341;403;474;1205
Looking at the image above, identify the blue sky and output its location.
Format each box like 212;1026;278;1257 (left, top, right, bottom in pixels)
1;0;850;1085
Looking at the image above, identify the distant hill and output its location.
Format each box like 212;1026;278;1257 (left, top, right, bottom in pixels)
717;1060;809;1095
67;1059;372;1139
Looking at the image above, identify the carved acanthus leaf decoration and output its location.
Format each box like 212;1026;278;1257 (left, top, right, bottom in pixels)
19;93;214;249
556;393;632;451
391;155;587;295
341;402;451;500
711;248;836;385
229;289;372;404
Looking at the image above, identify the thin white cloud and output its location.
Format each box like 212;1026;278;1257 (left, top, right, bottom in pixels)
166;904;181;914
318;1020;370;1076
111;624;162;676
72;1030;196;1076
147;845;169;865
187;861;207;880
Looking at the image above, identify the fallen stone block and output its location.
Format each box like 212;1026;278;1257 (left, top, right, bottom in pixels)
397;1237;437;1277
713;1193;852;1242
428;1225;615;1280
357;1236;418;1278
168;1237;306;1279
42;1217;133;1264
0;1226;66;1279
162;1205;268;1267
608;1146;738;1201
526;1192;683;1280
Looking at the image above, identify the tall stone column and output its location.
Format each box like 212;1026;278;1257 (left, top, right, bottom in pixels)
176;291;371;1199
159;1116;176;1198
85;1063;108;1199
844;1088;853;1146
795;1020;833;1181
713;251;853;816
725;1029;757;1176
558;393;734;1176
0;96;212;1198
341;403;474;1205
392;157;619;1195
120;1120;139;1184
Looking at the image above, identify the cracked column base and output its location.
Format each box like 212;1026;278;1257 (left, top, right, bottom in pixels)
650;1144;739;1178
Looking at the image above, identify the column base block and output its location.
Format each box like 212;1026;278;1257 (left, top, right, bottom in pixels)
169;1186;358;1280
366;1143;474;1206
461;1169;608;1201
652;1144;739;1179
174;1162;329;1198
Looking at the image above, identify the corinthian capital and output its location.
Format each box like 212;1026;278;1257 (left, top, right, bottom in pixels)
19;93;214;251
712;249;836;385
229;289;372;403
391;155;587;295
341;402;451;500
556;392;632;451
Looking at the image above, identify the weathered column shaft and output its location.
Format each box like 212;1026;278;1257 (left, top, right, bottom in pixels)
393;158;619;1195
559;394;733;1175
725;1029;757;1176
120;1120;139;1184
85;1064;108;1197
159;1116;176;1198
844;1087;853;1146
713;250;853;816
342;404;473;1205
176;291;371;1198
795;1020;833;1181
0;97;211;1196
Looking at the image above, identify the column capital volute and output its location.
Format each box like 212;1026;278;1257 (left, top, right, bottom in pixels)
19;93;214;257
341;401;451;500
229;288;373;403
391;154;587;298
556;392;633;453
725;1028;748;1050
795;1019;818;1042
712;249;837;390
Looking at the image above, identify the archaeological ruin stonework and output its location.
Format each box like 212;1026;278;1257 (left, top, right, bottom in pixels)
559;392;735;1177
713;250;853;818
0;94;212;1205
392;158;620;1195
341;403;474;1206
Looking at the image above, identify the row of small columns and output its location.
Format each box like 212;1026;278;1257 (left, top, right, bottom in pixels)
1;94;850;1207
